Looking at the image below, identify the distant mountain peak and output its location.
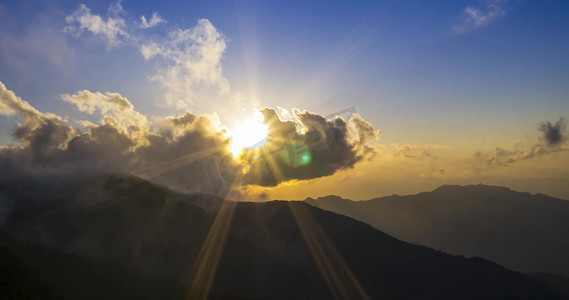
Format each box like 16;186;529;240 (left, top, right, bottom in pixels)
432;184;513;194
304;195;349;202
305;182;569;278
320;195;348;201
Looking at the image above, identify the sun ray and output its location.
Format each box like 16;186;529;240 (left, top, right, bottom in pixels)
256;144;370;299
288;203;371;300
186;198;238;300
290;5;386;106
134;145;228;179
235;1;260;105
183;163;247;299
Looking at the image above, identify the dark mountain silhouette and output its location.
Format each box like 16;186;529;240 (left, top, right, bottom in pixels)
0;228;183;299
305;184;569;277
0;228;255;300
528;272;569;297
0;245;68;300
3;175;224;280
1;176;566;299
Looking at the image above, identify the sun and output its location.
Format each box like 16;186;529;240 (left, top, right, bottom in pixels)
228;114;268;157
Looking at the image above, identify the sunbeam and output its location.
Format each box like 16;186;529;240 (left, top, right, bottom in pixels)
183;163;246;299
186;199;238;300
290;4;386;105
134;145;229;180
256;143;370;299
288;203;371;300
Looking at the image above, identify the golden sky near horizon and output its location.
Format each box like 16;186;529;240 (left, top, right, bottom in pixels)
246;145;569;201
1;1;569;201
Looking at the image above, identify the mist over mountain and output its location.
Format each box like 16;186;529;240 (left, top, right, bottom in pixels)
0;176;566;299
305;184;569;277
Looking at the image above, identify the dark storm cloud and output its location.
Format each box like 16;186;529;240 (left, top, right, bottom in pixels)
241;108;380;186
539;118;565;147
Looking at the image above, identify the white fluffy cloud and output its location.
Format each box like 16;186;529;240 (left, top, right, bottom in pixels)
140;19;230;111
62;90;148;130
64;4;130;48
452;1;507;35
0;81;45;120
64;3;229;112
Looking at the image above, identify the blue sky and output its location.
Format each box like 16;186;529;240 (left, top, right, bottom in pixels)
2;0;568;145
1;0;569;198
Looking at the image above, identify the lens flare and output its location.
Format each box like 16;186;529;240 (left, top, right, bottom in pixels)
281;142;312;167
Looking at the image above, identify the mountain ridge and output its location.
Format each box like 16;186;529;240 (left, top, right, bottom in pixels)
304;183;569;276
2;176;566;299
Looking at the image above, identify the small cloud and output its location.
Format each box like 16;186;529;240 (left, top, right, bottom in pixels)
394;144;438;161
62;90;147;130
539;118;566;147
62;90;134;113
420;168;446;178
452;1;507;35
139;13;166;29
470;118;568;170
64;4;130;48
108;0;125;16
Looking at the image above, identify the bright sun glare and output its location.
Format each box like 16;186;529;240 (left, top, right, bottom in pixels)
229;114;268;157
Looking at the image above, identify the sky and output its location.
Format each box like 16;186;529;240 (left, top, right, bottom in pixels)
1;0;568;200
